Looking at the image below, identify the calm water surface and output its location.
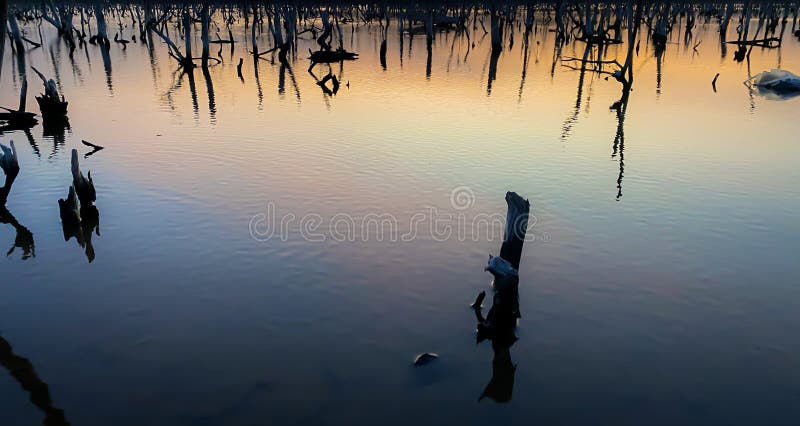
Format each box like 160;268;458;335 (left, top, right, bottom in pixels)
2;8;800;426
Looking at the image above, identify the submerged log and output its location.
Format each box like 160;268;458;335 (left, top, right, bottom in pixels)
725;37;781;48
308;48;358;69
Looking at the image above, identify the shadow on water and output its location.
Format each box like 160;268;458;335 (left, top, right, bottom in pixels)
0;334;70;425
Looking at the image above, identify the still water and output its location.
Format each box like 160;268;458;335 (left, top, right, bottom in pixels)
2;5;800;425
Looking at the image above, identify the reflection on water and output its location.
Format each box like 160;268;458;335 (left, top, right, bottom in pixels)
0;334;70;426
1;2;800;425
0;206;34;260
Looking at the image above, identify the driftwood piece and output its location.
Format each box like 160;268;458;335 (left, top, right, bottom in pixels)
412;352;439;366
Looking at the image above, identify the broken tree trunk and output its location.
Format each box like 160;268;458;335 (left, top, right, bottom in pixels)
31;67;68;118
0;142;20;205
498;191;530;272
477;192;530;335
71;148;96;206
472;191;529;403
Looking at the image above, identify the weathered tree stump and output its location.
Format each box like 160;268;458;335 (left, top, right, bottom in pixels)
0;142;20;205
70;149;96;205
472;191;530;403
0;78;38;130
31;67;68;119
